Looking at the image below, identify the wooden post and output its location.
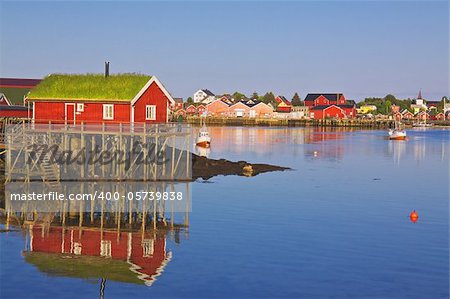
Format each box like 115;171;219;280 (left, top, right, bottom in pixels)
185;182;189;227
171;135;175;179
102;123;105;178
143;123;147;180
81;121;85;179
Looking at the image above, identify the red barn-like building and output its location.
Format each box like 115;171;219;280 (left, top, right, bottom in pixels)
275;96;292;113
26;74;174;124
304;93;355;119
172;98;184;111
197;104;207;116
310;105;346;119
186;105;197;115
304;93;346;107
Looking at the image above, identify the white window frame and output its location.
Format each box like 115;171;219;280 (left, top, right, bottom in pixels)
100;240;112;257
77;103;84;112
142;239;154;257
103;104;114;120
146;105;156;120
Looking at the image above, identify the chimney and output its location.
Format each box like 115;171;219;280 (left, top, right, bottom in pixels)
104;61;110;78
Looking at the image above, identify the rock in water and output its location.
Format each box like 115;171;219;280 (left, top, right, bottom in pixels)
191;153;290;180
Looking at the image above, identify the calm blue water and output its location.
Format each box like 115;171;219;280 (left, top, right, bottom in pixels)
1;127;449;298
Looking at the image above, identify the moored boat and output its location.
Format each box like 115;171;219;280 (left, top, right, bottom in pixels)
196;123;211;148
388;122;407;140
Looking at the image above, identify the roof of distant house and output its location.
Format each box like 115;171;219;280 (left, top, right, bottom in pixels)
173;97;183;103
304;93;344;102
337;104;355;109
0;93;11;105
241;99;261;108
0;105;29;111
276;96;291;105
310;105;350;111
220;94;233;99
201;89;215;96
27;73;152;101
0;78;41;88
346;100;356;106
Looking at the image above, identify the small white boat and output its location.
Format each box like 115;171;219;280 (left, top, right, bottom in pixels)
388;122;407;140
196;124;211;148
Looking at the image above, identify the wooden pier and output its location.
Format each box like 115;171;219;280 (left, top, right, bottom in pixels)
185;116;396;128
4;121;192;185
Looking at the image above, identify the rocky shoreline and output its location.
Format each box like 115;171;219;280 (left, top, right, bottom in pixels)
192;154;290;180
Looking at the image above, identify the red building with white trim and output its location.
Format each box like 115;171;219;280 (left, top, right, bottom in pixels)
304;93;346;107
304;93;355;119
26;74;175;124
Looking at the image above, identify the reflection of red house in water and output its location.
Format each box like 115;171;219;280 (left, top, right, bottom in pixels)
304;128;345;160
27;226;171;286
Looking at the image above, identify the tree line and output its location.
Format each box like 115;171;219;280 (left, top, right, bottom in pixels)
359;94;448;114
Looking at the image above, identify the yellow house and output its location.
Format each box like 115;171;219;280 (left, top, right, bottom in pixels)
410;104;426;115
357;105;377;114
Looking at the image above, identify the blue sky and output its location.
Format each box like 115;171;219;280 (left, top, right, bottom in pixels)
0;1;448;101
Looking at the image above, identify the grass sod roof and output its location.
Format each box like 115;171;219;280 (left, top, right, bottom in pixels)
24;252;144;284
27;73;151;102
0;87;31;105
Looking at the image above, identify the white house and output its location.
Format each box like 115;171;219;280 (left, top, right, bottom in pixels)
194;89;215;104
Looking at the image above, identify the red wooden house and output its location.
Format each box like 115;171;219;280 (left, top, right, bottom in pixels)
304;93;346;107
401;110;414;119
186;105;197;115
197;104;207;116
175;108;186;118
309;105;346;119
416;111;429;120
303;93;355;119
435;112;445;120
26;74;175;124
275;96;292;113
394;111;402;121
172;98;184;111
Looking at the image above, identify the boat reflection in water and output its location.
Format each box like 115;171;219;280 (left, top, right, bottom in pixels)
4;207;188;291
195;145;211;158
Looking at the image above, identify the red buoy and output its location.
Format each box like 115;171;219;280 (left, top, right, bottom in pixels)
410;210;419;223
